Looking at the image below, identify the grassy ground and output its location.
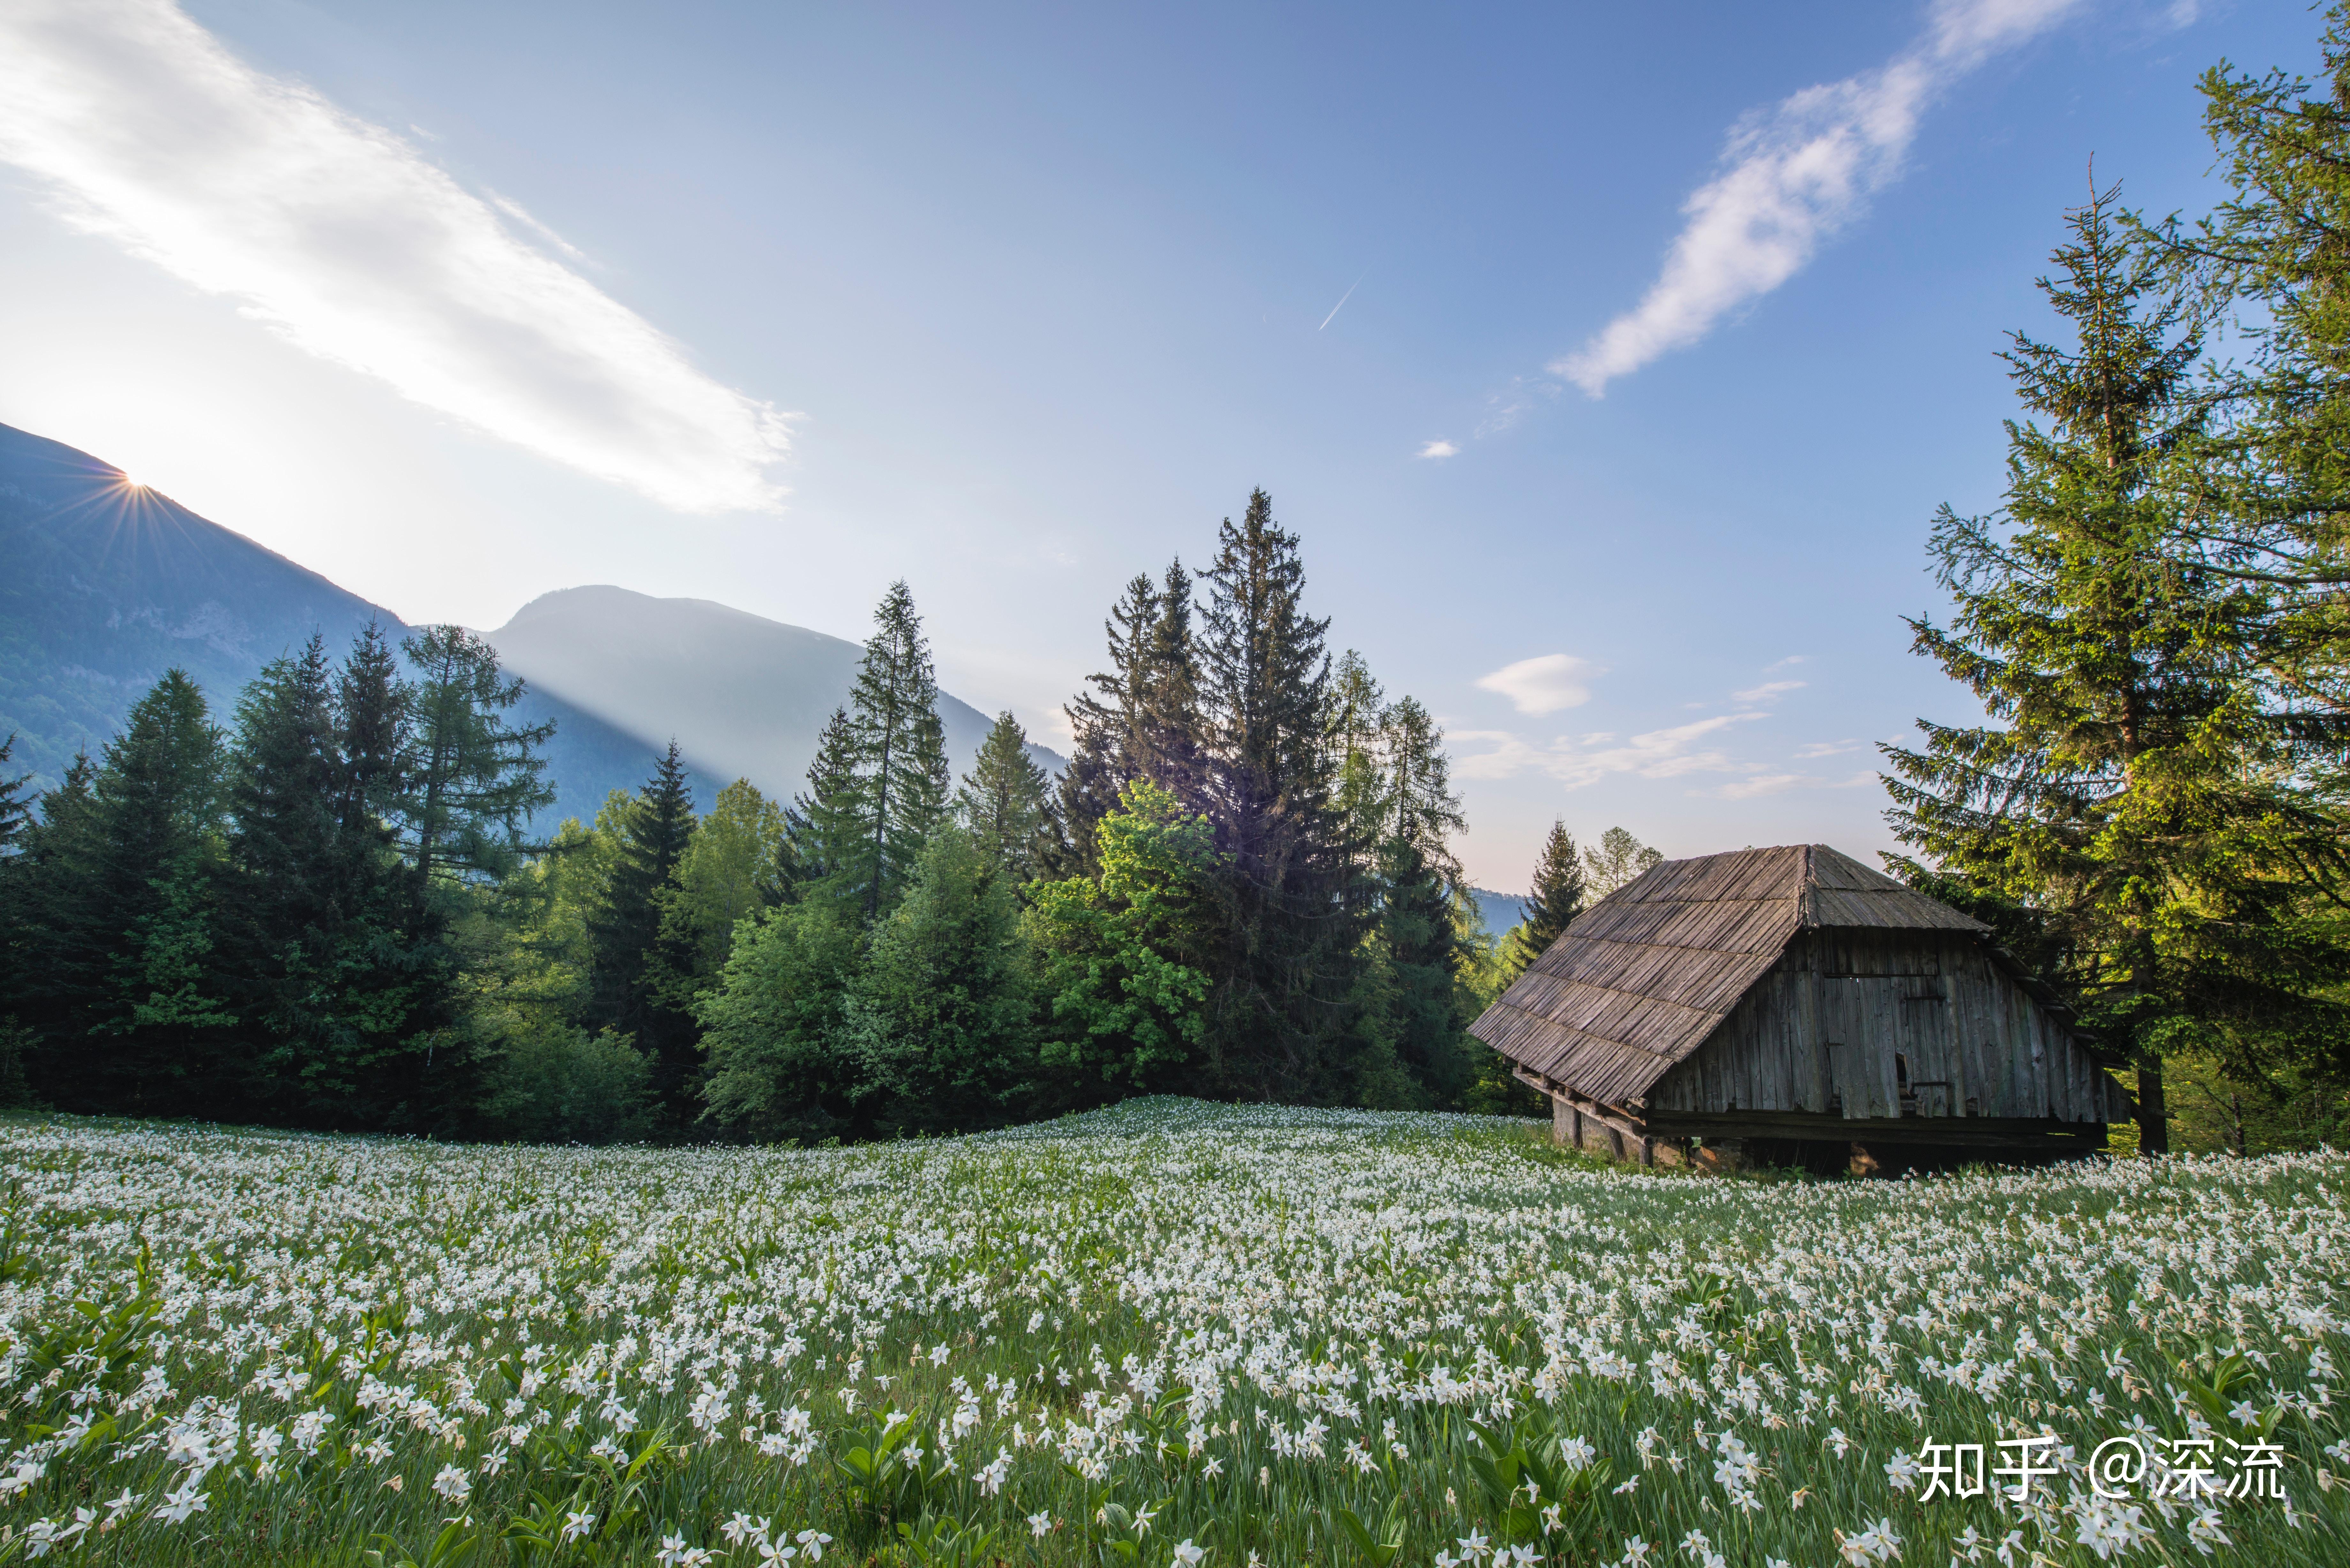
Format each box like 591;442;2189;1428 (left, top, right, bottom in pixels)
0;1099;2343;1566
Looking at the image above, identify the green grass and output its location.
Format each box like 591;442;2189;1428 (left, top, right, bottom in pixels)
0;1099;2343;1566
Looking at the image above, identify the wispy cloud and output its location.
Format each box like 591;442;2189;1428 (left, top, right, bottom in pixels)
0;0;790;511
1732;678;1806;704
1417;439;1459;459
1555;0;2086;397
1454;712;1767;788
1474;653;1603;715
1793;738;1866;758
1694;765;1880;799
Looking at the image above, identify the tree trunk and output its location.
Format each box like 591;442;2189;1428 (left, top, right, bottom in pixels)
2137;1059;2169;1155
2229;1090;2246;1157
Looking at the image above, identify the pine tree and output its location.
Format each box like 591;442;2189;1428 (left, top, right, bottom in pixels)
958;711;1053;884
1505;821;1588;978
1197;489;1365;1100
585;743;702;1113
1136;560;1206;810
9;755;104;1074
1885;185;2350;1152
400;626;556;901
0;734;27;856
846;582;947;919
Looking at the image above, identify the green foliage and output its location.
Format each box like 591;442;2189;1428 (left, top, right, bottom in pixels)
1029;781;1221;1096
400;625;556;891
848;581;950;919
1580;825;1661;901
847;825;1037;1130
475;1023;655;1145
695;897;864;1140
664;777;784;982
957;710;1053;884
1887;182;2350;1151
584;743;701;1116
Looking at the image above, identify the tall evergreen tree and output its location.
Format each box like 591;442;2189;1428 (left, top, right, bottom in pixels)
585;743;702;1112
1056;572;1162;876
782;707;872;911
1505;821;1588;979
1327;651;1387;871
9;755;104;1064
846;582;947;919
1052;561;1206;875
958;711;1053;884
59;672;235;1113
1197;490;1365;1100
400;626;556;901
1885;185;2350;1153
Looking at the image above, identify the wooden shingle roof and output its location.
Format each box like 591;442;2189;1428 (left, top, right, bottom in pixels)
1468;844;1987;1106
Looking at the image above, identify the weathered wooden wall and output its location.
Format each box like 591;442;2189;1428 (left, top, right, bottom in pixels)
1641;931;2126;1125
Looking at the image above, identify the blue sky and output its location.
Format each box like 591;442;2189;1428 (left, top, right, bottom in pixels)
0;0;2316;889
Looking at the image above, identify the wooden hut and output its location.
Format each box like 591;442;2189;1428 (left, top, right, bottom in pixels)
1469;844;2134;1170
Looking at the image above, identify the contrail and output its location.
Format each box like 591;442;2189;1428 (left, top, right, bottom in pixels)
1319;273;1364;331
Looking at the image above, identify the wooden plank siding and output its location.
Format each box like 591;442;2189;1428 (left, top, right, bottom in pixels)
1643;930;2111;1126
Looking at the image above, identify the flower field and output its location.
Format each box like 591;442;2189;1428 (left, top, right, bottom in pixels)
0;1101;2345;1567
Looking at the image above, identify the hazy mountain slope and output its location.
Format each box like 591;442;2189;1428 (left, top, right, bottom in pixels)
0;422;1053;833
0;422;659;823
1468;888;1527;938
488;586;1060;812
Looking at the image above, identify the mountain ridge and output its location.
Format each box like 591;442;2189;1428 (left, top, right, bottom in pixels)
0;421;1053;829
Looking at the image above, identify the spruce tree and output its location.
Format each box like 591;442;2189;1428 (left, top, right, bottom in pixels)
1506;821;1588;978
1327;651;1387;871
9;755;103;1074
80;671;235;1114
1136;560;1206;810
1056;572;1162;875
586;742;702;1113
1885;186;2350;1152
1197;489;1365;1100
782;707;873;911
958;711;1053;884
846;582;947;919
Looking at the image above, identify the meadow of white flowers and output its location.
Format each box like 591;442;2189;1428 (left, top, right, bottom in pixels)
0;1099;2342;1567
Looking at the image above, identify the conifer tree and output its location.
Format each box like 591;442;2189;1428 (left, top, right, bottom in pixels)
586;743;702;1112
78;671;235;1113
400;626;555;900
1886;185;2350;1151
1197;489;1365;1100
1506;821;1588;978
959;711;1053;884
1327;652;1387;870
9;755;102;1065
1053;562;1206;875
782;707;872;911
1056;572;1162;875
846;582;946;919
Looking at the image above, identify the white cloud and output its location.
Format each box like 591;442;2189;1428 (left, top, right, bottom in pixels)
1554;0;2085;396
1765;654;1808;671
1417;439;1459;459
1453;712;1767;789
0;0;790;512
1474;652;1602;715
1732;678;1806;704
1709;772;1807;800
1793;738;1866;758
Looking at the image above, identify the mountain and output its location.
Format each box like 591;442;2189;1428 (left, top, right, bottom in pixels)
486;586;1060;824
0;421;1054;829
1468;887;1527;938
